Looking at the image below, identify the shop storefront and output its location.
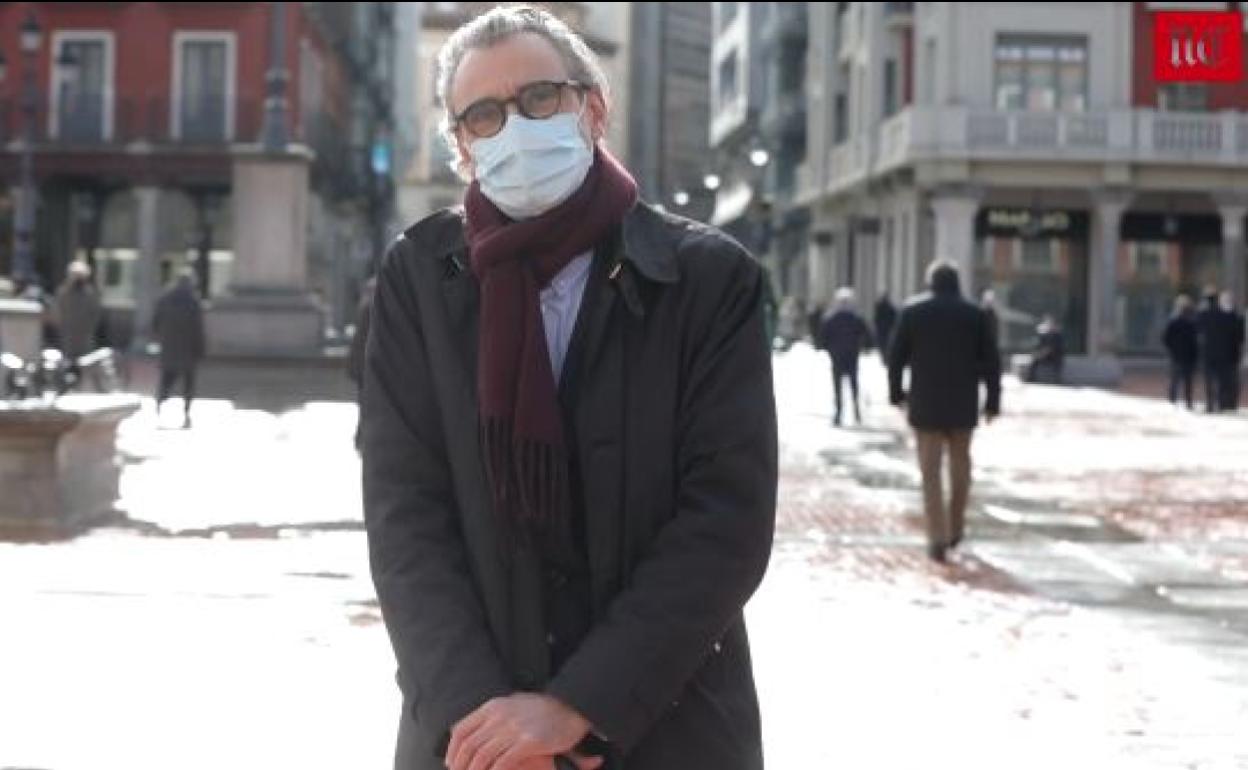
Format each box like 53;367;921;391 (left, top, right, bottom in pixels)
973;207;1090;353
1117;212;1222;355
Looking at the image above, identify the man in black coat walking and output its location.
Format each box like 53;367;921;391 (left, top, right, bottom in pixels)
1221;291;1244;411
821;287;871;426
873;292;897;354
361;8;777;770
1162;294;1199;409
152;272;205;429
888;260;1001;563
1197;288;1236;412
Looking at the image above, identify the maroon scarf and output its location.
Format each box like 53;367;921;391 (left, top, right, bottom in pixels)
464;147;638;526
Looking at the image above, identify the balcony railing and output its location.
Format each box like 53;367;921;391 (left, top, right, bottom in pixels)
818;106;1248;194
0;97;265;147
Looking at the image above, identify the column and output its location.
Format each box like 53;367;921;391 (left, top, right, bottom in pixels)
132;186;162;350
1218;202;1247;303
1090;192;1128;358
929;191;980;286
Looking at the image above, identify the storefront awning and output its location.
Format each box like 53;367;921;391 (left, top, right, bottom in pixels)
710;182;753;227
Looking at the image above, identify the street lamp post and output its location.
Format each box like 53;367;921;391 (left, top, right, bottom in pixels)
260;1;290;152
10;11;43;289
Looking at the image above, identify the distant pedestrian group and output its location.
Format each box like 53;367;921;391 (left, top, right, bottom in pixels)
1163;287;1244;413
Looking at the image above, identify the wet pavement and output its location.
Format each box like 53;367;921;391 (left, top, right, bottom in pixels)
1;349;1246;768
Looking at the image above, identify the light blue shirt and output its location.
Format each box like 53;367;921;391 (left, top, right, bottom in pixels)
540;252;593;380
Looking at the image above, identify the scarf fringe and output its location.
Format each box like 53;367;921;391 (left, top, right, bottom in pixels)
481;418;568;528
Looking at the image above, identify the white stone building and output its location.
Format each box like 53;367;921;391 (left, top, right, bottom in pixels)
798;2;1248;374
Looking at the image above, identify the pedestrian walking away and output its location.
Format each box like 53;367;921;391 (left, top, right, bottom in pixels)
980;289;1001;354
1162;294;1199;410
821;287;871;426
1220;290;1244;411
1197;287;1235;412
360;7;778;770
873;292;897;355
888;259;1001;563
52;260;103;366
152;271;206;429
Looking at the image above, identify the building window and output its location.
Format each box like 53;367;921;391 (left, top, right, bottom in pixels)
173;32;236;142
922;39;936;105
994;35;1087;112
718;2;739;31
1158;84;1210;112
1020;238;1055;270
51;32;113;143
717;51;740;114
781;50;804;93
882;59;898;118
834;91;848;143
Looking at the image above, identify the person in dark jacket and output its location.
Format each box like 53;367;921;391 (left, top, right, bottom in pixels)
807;302;826;349
1026;315;1065;384
980;289;1001;353
348;276;377;450
821;287;871;425
873;292;897;354
888;260;1001;563
152;272;205;429
1162;294;1199;409
1221;290;1244;411
53;261;103;362
1197;287;1234;412
361;8;777;770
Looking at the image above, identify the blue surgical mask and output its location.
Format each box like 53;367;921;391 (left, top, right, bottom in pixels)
470;112;593;220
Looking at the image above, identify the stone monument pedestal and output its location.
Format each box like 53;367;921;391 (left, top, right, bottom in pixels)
206;146;324;356
0;298;44;360
0;394;140;539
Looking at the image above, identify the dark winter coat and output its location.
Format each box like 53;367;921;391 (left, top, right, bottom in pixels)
53;280;102;358
887;270;1001;431
1198;300;1241;367
820;308;871;367
873;297;897;352
1162;313;1199;367
361;202;777;770
152;282;205;371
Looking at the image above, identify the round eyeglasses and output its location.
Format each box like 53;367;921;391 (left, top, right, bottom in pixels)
452;79;589;139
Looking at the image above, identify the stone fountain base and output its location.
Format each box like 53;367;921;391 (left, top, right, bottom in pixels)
0;394;140;539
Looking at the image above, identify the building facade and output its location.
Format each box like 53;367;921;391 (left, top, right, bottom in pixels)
629;2;714;223
756;2;809;298
797;1;1248;371
707;2;770;257
395;1;631;228
0;1;397;351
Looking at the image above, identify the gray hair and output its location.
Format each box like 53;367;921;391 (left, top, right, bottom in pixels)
435;5;609;176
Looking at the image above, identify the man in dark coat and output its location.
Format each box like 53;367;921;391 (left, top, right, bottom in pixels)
980;290;1001;353
888;260;1000;563
1162;294;1199;409
1197;288;1235;412
873;292;897;354
361;8;777;770
53;260;103;362
1027;315;1065;384
152;272;205;429
821;287;871;425
1221;291;1244;411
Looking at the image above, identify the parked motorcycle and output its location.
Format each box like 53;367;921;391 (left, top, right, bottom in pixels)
1;347;120;400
